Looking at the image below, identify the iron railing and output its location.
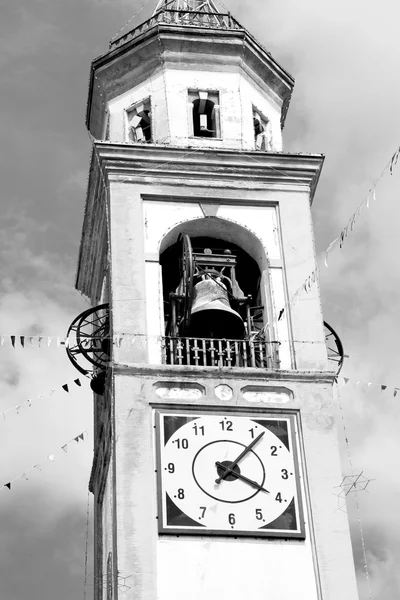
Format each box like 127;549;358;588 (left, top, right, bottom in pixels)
110;10;243;50
162;336;280;369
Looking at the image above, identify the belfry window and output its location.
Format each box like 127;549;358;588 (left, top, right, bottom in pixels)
126;98;152;143
189;90;220;138
160;234;279;369
253;108;271;151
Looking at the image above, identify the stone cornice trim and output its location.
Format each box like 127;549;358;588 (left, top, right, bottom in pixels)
112;362;336;384
96;142;324;201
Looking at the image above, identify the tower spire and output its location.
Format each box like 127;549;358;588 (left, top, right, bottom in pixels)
153;0;220;15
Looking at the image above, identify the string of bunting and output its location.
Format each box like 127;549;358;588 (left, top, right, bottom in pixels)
278;143;400;321
0;333;330;348
1;377;84;421
338;375;400;397
1;429;88;492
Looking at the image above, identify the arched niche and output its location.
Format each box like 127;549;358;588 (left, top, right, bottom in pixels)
159;217;276;357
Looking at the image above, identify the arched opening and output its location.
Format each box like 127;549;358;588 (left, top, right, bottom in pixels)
159;218;279;369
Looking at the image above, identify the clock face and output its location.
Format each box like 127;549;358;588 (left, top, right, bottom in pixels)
155;410;305;538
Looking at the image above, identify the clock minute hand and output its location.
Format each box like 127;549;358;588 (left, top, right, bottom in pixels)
215;462;270;494
215;431;265;484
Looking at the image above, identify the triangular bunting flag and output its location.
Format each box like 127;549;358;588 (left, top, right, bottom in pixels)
62;384;69;393
74;436;80;443
78;433;85;441
21;473;28;481
48;455;55;462
11;335;15;348
0;336;4;346
50;388;56;396
381;385;387;392
27;399;32;407
343;377;349;384
74;378;81;387
61;445;68;453
38;336;43;347
4;483;11;490
29;337;35;347
20;336;25;348
47;337;52;347
64;337;69;349
15;405;21;415
394;388;399;397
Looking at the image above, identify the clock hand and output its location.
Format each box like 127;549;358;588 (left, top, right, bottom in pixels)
215;431;265;484
215;462;270;494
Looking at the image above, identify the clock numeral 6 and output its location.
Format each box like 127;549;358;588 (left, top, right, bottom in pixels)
228;513;236;525
255;508;263;520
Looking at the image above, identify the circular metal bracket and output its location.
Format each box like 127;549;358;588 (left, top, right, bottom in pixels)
66;303;110;376
324;321;344;374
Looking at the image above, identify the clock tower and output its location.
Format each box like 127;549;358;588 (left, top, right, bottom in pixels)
72;0;360;598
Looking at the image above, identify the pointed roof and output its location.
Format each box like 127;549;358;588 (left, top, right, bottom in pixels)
152;0;220;15
109;0;241;51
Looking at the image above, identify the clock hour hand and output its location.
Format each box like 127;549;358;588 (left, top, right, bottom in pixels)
215;462;270;494
215;431;265;484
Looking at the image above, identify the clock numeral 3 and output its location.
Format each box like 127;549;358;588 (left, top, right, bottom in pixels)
281;469;289;479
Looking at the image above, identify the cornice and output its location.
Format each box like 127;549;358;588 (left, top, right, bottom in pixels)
95;142;324;201
112;362;336;384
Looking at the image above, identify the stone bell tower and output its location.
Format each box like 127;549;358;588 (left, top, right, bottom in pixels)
74;0;360;598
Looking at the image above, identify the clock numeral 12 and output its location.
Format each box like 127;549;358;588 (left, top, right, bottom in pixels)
219;420;233;431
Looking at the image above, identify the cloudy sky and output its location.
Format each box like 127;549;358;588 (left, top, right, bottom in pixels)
1;0;399;597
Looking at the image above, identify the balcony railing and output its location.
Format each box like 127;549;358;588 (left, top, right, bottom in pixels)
162;336;280;369
109;10;243;50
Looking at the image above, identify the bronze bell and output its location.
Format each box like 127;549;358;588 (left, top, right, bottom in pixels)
188;275;245;339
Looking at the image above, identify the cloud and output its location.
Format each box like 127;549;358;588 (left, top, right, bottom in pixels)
0;491;93;600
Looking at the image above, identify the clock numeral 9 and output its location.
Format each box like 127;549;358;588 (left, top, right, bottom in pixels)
167;463;175;473
228;513;236;525
219;420;233;431
173;438;189;449
255;508;263;520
